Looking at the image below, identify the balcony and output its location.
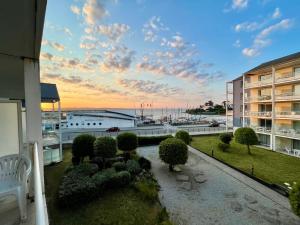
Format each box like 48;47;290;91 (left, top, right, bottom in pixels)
244;78;272;89
276;111;300;119
250;125;272;134
275;92;300;101
275;72;300;84
244;95;272;103
275;127;300;139
245;111;272;117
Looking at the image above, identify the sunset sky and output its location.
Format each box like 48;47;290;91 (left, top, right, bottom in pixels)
40;0;300;109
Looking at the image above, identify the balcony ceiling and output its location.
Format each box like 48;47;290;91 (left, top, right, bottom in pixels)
0;0;47;99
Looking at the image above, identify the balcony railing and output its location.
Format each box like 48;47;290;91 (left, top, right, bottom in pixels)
275;128;300;139
275;72;300;83
275;92;300;101
33;142;49;225
250;125;272;133
244;78;272;89
244;95;272;103
245;111;272;117
276;111;300;119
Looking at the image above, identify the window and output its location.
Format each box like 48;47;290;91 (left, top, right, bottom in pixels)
93;123;96;126
70;123;73;126
99;123;102;125
76;123;79;126
87;123;90;126
240;105;243;113
295;67;300;76
240;80;243;88
240;93;243;101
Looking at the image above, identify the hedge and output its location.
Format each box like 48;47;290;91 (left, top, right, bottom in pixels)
138;135;173;146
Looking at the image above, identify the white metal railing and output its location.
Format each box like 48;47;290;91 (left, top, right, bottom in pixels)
245;111;272;117
276;111;300;118
244;78;272;88
275;72;300;83
244;95;272;102
275;92;300;101
250;125;272;133
33;142;49;225
275;128;300;139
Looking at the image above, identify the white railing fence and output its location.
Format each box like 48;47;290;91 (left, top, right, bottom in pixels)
33;142;49;225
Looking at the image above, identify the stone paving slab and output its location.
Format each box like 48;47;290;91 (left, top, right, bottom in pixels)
137;146;300;225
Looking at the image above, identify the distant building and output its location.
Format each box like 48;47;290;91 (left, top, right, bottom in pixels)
227;51;300;155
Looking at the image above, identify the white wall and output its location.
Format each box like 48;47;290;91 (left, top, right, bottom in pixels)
0;101;21;157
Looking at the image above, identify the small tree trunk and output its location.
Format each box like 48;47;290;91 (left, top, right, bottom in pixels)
247;145;251;155
169;164;174;172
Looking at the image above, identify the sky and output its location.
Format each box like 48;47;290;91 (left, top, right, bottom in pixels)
40;0;300;109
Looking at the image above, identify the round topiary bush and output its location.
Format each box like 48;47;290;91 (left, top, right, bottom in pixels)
235;127;258;154
289;182;300;216
219;133;233;144
112;161;127;172
94;136;117;159
218;142;229;152
159;138;188;171
175;130;190;144
72;134;96;162
117;132;138;152
126;159;142;175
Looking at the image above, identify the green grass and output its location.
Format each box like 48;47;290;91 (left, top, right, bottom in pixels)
191;135;300;185
44;149;169;225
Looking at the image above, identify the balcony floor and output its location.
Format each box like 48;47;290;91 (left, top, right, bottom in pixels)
0;195;35;225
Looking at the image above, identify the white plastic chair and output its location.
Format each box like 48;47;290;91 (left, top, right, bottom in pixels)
284;146;292;155
0;154;31;220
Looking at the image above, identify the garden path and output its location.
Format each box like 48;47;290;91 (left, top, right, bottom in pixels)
137;146;300;225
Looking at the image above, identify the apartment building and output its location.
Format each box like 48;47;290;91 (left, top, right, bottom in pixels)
228;52;300;154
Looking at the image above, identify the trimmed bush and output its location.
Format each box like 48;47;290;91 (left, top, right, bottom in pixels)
219;133;233;144
58;171;97;207
94;136;117;159
138;135;173;146
72;134;96;162
112;161;127;172
159;138;188;171
289;182;300;216
218;142;230;152
90;157;104;170
235;127;258;154
175;130;190;144
117;132;138;152
110;171;131;187
126;159;142;175
138;157;151;171
68;163;99;176
134;179;158;202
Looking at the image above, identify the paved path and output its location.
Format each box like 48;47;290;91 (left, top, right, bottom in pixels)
137;146;300;225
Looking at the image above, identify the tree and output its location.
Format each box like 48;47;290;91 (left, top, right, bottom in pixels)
219;133;233;144
72;134;96;163
159;138;188;171
117;132;138;160
94;136;117;159
175;130;190;144
234;127;258;154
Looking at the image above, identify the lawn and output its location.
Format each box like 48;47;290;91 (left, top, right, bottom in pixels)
191;135;300;185
44;149;169;225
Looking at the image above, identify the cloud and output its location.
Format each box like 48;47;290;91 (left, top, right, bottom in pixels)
40;52;53;60
100;45;135;72
70;5;81;15
64;28;72;36
235;22;260;32
232;0;248;10
143;16;168;42
272;7;281;19
43;73;82;84
117;79;182;96
233;39;241;48
242;19;293;57
42;40;65;51
82;0;109;25
97;23;130;42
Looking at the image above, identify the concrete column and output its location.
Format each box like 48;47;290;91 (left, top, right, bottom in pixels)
226;82;229;132
58;101;63;161
271;66;276;151
24;58;44;193
242;74;245;127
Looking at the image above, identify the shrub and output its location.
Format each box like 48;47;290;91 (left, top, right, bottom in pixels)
219;133;233;144
138;157;151;171
94;136;117;159
112;161;127;172
72;134;96;162
159;138;188;171
289;182;300;216
71;156;80;166
117;132;138;152
126;159;142;175
90;157;104;170
58;172;97;207
235;127;258;154
68;163;99;176
175;130;190;144
110;171;131;187
138;135;173;146
218;142;230;152
134;179;158;202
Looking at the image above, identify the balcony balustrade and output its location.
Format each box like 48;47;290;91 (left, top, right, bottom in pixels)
275;111;300;119
244;95;272;103
275;72;300;83
275;127;300;139
245;111;272;117
250;125;272;134
275;92;300;101
244;78;272;89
